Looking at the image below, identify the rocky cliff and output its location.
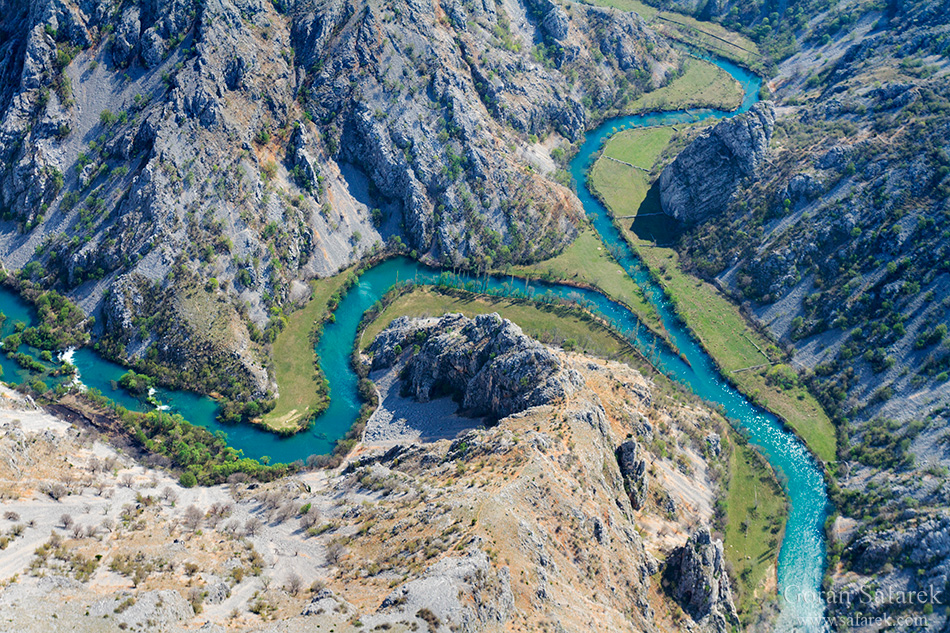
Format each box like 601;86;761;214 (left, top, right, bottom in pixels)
663;526;739;633
0;0;679;398
616;438;648;510
369;312;583;419
659;101;774;223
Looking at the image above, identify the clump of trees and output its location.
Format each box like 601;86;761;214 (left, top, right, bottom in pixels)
80;388;294;485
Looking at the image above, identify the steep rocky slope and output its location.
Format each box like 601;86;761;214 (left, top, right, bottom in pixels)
0;0;679;399
659;101;774;223
0;320;744;632
653;1;950;628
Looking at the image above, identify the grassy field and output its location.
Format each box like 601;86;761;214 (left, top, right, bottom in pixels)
603;126;674;169
510;229;666;337
589;159;651;219
723;430;787;621
581;0;658;18
359;288;640;365
589;120;838;464
628;58;744;113
261;269;354;433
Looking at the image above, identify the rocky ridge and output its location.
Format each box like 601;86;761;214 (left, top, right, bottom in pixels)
0;316;739;632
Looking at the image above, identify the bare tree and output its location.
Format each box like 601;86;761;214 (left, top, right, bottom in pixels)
274;502;296;524
70;523;84;539
60;513;73;529
120;473;135;489
299;508;321;531
46;482;67;500
285;572;303;596
4;511;20;521
326;541;346;565
87;456;101;473
227;472;249;498
244;516;263;537
161;486;178;505
206;502;232;528
183;505;204;532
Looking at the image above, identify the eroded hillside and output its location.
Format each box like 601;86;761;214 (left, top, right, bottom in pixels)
0;316;756;632
0;0;679;401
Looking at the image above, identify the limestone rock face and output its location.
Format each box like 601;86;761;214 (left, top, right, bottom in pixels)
659;101;775;223
663;527;739;633
369;313;583;419
616;439;648;510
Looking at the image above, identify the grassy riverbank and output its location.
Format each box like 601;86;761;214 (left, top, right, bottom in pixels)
628;57;744;113
723;429;787;621
261;269;355;433
510;230;667;338
589;123;837;465
358;287;641;365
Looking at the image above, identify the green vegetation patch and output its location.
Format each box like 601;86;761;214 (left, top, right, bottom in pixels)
627;58;744;114
590;157;653;218
511;229;666;338
74;389;293;485
722;431;787;621
603;127;675;169
262;268;356;433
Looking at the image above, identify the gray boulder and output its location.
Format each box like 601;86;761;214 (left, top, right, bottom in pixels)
660;101;775;223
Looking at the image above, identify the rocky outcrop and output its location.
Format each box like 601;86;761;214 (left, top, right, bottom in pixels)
370;551;514;631
842;512;950;602
369;313;583;420
659;101;775;223
616;439;648;510
89;590;194;629
663;527;739;633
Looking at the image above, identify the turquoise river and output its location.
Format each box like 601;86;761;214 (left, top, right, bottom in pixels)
0;55;827;631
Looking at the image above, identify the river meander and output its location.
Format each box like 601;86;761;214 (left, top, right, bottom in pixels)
0;54;827;631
